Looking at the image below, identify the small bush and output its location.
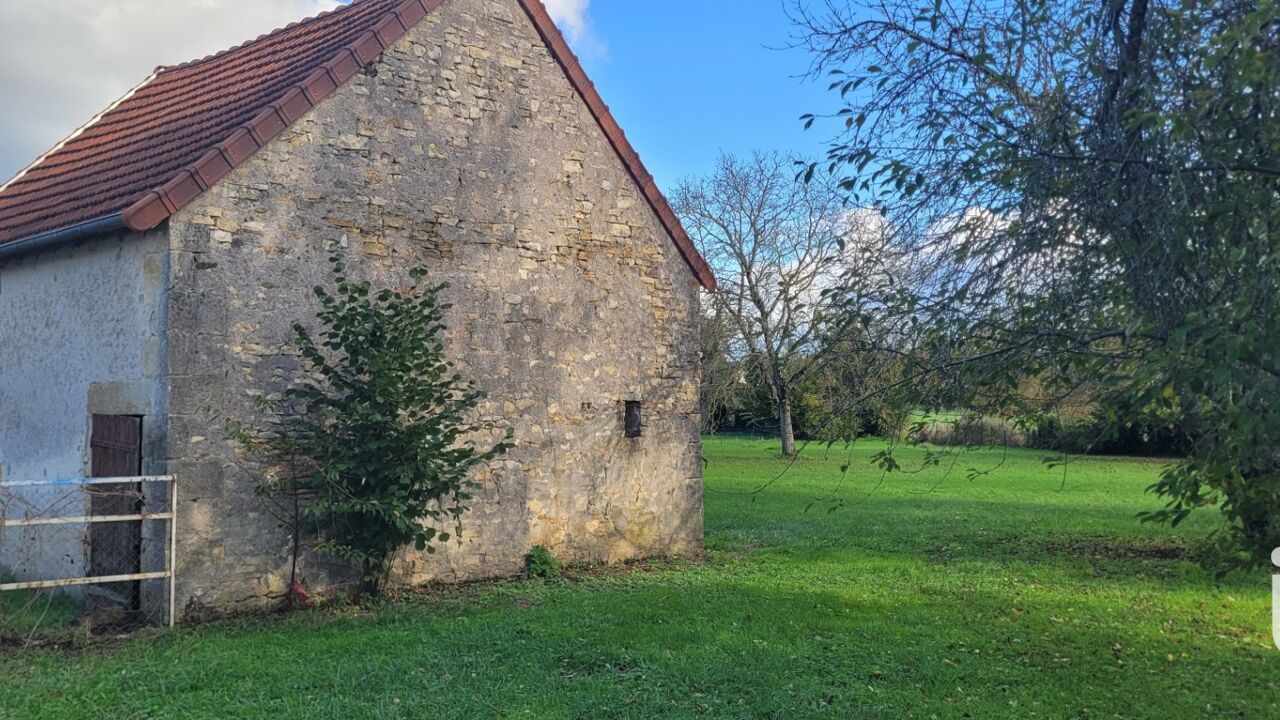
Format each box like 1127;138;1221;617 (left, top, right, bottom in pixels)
524;546;562;579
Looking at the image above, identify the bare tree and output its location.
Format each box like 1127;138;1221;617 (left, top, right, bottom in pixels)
697;294;746;434
675;153;855;457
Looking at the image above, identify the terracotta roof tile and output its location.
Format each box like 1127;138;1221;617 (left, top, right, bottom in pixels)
0;0;715;290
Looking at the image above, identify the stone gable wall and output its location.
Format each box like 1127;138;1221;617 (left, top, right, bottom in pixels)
165;0;702;612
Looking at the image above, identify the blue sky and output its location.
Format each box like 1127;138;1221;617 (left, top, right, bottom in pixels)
570;2;834;189
0;1;837;190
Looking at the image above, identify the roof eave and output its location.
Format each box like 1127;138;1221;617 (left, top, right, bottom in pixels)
0;214;127;266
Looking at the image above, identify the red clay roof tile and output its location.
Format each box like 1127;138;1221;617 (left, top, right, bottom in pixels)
0;0;715;290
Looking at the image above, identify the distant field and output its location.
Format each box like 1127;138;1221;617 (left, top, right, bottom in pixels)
1;437;1275;719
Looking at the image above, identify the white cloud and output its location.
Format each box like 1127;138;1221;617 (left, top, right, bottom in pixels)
542;0;603;57
0;0;607;182
0;0;340;182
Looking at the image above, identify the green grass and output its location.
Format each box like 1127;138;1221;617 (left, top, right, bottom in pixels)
0;573;81;639
1;437;1276;718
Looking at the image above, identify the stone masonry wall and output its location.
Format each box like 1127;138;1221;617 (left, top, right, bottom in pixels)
165;0;702;613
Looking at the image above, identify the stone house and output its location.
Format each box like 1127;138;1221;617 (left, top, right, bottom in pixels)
0;0;714;617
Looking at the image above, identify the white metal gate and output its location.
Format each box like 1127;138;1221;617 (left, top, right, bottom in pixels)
0;475;177;629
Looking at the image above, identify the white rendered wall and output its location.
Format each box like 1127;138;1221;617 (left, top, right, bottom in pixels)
0;229;169;585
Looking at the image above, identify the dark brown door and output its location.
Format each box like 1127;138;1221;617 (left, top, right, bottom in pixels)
89;415;143;612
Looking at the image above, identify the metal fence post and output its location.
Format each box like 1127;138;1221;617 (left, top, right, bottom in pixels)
169;479;178;628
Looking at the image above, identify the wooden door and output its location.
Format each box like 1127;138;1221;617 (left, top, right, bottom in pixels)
88;415;143;611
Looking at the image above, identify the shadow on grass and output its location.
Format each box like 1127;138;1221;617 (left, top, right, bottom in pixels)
1;567;1272;719
708;484;1254;595
2;439;1271;718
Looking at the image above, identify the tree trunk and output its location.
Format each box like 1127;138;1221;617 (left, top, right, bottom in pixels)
778;395;797;458
359;559;385;600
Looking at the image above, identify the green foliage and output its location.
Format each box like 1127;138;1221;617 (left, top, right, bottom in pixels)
1025;414;1192;457
791;349;906;441
523;546;562;579
799;0;1280;568
2;439;1272;717
901;411;1191;456
239;254;511;596
705;352;905;443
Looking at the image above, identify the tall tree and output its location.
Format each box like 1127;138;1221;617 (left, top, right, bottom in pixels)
675;153;854;457
795;0;1280;567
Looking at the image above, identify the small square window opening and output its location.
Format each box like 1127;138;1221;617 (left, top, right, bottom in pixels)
624;400;643;438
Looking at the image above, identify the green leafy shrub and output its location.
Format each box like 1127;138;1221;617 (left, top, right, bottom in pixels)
524;546;562;579
901;412;1191;457
1025;414;1191;458
239;254;511;597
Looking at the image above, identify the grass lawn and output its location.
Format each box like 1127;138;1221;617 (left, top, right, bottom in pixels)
1;437;1276;718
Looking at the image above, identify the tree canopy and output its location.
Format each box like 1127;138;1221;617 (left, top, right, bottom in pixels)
796;0;1280;568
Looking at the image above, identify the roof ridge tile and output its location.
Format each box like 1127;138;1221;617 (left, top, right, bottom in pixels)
158;0;387;74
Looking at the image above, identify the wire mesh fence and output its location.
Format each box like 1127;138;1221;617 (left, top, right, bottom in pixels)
0;476;175;644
